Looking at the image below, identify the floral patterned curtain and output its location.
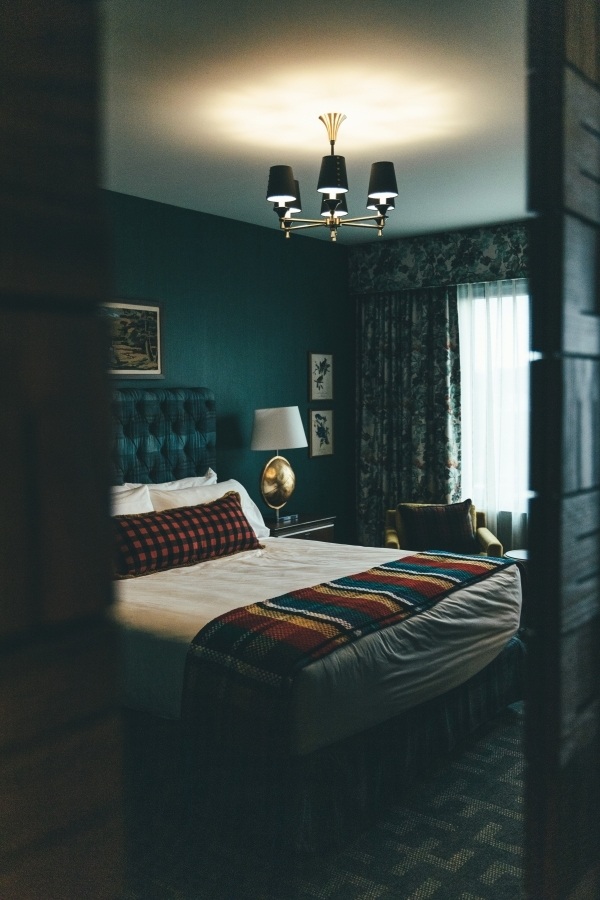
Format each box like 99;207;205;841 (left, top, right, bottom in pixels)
356;287;461;546
351;221;529;547
349;222;529;294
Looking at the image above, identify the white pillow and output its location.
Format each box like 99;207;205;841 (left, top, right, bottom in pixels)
150;478;270;538
148;468;218;493
111;484;154;516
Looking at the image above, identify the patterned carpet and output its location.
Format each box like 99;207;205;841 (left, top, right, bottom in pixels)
121;704;525;900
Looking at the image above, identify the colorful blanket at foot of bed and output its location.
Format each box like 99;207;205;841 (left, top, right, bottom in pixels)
182;551;511;757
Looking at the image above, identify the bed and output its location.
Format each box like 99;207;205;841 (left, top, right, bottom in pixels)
110;387;525;853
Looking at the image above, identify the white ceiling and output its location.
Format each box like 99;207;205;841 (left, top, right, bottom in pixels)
101;0;529;244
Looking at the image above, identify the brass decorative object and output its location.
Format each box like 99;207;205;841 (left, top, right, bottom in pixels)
260;455;296;510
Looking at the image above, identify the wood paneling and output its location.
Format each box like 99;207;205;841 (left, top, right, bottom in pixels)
563;215;600;354
565;68;600;227
0;1;106;302
562;490;600;622
0;4;123;896
563;358;600;493
0;307;113;636
527;1;600;896
566;0;600;84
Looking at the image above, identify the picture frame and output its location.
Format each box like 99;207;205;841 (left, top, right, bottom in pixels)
309;409;334;457
309;352;333;400
101;301;163;377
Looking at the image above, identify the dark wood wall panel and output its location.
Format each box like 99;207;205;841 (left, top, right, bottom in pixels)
0;1;106;302
556;730;600;893
560;625;599;759
564;215;600;353
564;69;600;227
562;490;600;621
566;0;600;84
563;358;600;493
0;4;123;896
527;2;600;896
0;307;113;636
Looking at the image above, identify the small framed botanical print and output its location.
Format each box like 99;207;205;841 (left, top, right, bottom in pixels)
101;301;163;377
309;409;334;457
309;352;333;400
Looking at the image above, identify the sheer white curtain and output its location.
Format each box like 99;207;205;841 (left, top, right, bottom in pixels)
457;279;530;551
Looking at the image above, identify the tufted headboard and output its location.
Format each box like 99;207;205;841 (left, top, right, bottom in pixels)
110;387;216;485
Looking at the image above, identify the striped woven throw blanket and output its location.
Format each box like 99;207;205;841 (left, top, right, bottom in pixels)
182;551;510;756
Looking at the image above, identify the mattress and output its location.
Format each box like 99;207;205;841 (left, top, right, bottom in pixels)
111;538;522;755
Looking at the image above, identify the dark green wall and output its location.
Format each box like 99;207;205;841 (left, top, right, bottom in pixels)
102;191;357;542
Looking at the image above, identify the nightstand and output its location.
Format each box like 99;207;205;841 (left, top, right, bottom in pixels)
268;515;336;542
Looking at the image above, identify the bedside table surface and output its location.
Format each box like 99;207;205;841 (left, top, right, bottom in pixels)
505;549;528;562
267;514;336;540
267;514;334;528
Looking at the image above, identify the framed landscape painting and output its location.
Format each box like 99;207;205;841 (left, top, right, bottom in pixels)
102;301;163;377
309;352;333;400
309;409;334;457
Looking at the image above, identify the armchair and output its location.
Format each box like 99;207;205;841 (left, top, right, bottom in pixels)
384;499;503;557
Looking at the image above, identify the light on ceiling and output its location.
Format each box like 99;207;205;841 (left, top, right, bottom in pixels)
266;113;398;241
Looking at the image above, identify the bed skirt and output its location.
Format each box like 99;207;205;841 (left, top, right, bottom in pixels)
181;634;526;855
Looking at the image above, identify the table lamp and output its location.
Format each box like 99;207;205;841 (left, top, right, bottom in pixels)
250;406;307;523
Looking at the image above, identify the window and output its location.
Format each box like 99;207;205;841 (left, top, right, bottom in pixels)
457;279;530;550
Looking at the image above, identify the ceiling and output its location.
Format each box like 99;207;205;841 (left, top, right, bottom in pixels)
100;0;529;244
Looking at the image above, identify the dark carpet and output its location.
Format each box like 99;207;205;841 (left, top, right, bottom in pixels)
121;704;525;900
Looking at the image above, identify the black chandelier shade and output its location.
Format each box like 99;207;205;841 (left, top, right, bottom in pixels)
367;161;398;201
317;155;349;195
266;165;297;204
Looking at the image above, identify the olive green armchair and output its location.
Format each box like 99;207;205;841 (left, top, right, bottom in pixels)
384;500;503;557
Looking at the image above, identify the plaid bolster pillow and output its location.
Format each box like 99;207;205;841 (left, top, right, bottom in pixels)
398;499;479;554
113;490;262;578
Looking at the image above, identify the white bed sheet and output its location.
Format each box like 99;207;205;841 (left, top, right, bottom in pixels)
111;538;522;754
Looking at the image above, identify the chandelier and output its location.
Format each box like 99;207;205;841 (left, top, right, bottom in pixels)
266;113;398;242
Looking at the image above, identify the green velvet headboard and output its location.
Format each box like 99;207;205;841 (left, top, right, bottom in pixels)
111;387;216;484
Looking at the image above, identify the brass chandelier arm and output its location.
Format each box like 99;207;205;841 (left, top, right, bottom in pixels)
280;216;387;241
280;216;339;225
330;214;386;226
338;220;385;228
280;214;386;231
279;219;334;231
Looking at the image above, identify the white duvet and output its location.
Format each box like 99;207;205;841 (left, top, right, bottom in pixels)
111;538;521;755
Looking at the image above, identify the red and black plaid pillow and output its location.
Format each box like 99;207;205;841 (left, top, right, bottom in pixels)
113;491;262;578
397;499;479;554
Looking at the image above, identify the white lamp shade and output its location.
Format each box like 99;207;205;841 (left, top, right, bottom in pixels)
251;406;308;451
